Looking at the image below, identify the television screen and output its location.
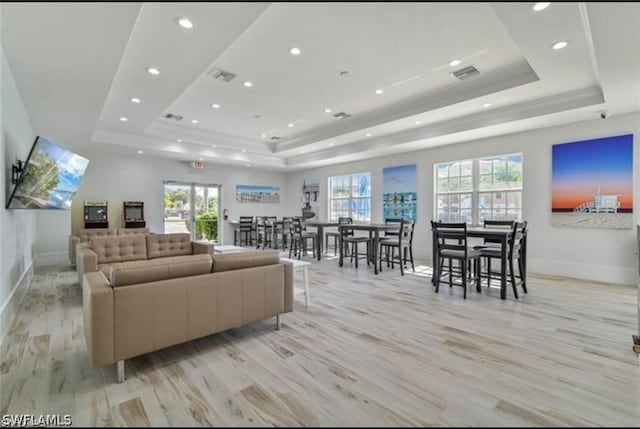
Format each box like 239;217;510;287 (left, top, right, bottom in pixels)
86;206;107;221
6;136;90;209
125;207;143;220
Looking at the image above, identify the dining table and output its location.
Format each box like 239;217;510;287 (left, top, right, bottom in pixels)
338;223;399;274
431;227;527;300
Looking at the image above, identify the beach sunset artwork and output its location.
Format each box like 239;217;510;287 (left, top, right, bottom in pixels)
551;134;634;229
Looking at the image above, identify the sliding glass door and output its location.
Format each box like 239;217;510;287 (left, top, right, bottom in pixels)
163;181;221;242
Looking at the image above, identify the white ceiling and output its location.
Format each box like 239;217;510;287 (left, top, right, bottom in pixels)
2;2;639;172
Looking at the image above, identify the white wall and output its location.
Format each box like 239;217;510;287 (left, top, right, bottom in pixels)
0;44;37;343
43;146;289;249
286;112;640;285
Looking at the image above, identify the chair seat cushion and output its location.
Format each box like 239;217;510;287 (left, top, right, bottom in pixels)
440;248;482;259
344;236;369;242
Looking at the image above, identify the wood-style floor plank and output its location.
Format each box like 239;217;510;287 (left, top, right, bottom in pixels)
0;260;638;427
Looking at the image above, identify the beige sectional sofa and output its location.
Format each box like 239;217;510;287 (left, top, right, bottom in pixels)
82;240;293;382
68;227;149;265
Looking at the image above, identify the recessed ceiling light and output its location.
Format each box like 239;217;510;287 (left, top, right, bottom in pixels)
289;47;302;56
324;108;332;113
365;133;372;137
177;18;193;29
242;149;247;153
261;133;267;138
415;121;422;125
552;41;568;50
329;143;334;146
375;89;384;95
119;116;128;122
243;81;253;88
137;150;144;154
483;102;492;108
146;67;160;75
176;139;182;143
299;150;305;154
130;97;141;103
191;119;199;124
533;2;551;12
211;103;220;109
245;164;251;167
288;123;295;128
211;144;217;148
449;59;461;67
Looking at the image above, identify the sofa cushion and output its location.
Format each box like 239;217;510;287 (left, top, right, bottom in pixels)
117;228;149;236
79;228;115;243
110;254;212;287
212;250;280;273
146;233;192;259
90;235;147;264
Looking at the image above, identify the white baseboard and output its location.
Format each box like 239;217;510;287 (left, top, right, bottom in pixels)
35;251;68;267
0;259;34;347
526;258;635;286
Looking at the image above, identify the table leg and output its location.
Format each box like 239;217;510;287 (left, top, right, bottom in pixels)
317;225;323;261
303;266;309;307
432;229;438;286
339;226;344;267
500;235;507;299
373;229;379;274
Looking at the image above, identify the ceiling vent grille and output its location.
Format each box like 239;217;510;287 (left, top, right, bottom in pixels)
207;67;237;82
451;65;480;80
333;112;351;120
270;136;282;141
164;113;183;121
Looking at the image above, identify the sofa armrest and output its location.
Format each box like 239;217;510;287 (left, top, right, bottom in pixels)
192;241;214;255
83;271;115;368
77;246;98;285
69;236;80;265
281;261;294;313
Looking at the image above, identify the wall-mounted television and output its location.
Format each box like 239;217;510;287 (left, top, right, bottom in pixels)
6;136;90;209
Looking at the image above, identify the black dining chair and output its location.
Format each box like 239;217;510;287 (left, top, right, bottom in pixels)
342;226;371;268
326;217;352;255
431;221;482;299
288;217;317;260
234;216;254;246
378;220;415;275
477;221;528;298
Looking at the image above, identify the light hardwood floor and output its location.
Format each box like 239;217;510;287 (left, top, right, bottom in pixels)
1;258;639;427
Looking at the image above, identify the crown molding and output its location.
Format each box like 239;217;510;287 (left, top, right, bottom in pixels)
275;60;540;153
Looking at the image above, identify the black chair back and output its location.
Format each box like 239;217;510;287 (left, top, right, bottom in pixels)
432;221;469;257
239;216;253;232
484;220;515;244
384;217;403;237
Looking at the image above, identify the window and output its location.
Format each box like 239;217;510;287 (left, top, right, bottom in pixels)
435;153;522;224
328;172;371;222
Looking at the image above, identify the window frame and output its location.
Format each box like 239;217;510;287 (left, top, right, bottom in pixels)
328;172;372;222
434;153;523;225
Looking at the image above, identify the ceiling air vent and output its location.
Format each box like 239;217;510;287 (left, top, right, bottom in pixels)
333;112;351;120
270;136;282;141
207;67;237;82
451;65;480;80
164;113;183;121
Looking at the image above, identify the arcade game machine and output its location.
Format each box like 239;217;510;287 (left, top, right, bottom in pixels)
123;201;145;228
84;200;108;229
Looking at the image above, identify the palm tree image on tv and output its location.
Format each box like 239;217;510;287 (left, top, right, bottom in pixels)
10;137;90;209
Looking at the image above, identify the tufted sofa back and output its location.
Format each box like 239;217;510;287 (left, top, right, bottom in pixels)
79;228;116;243
89;235;147;264
116;228;150;236
146;233;192;259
